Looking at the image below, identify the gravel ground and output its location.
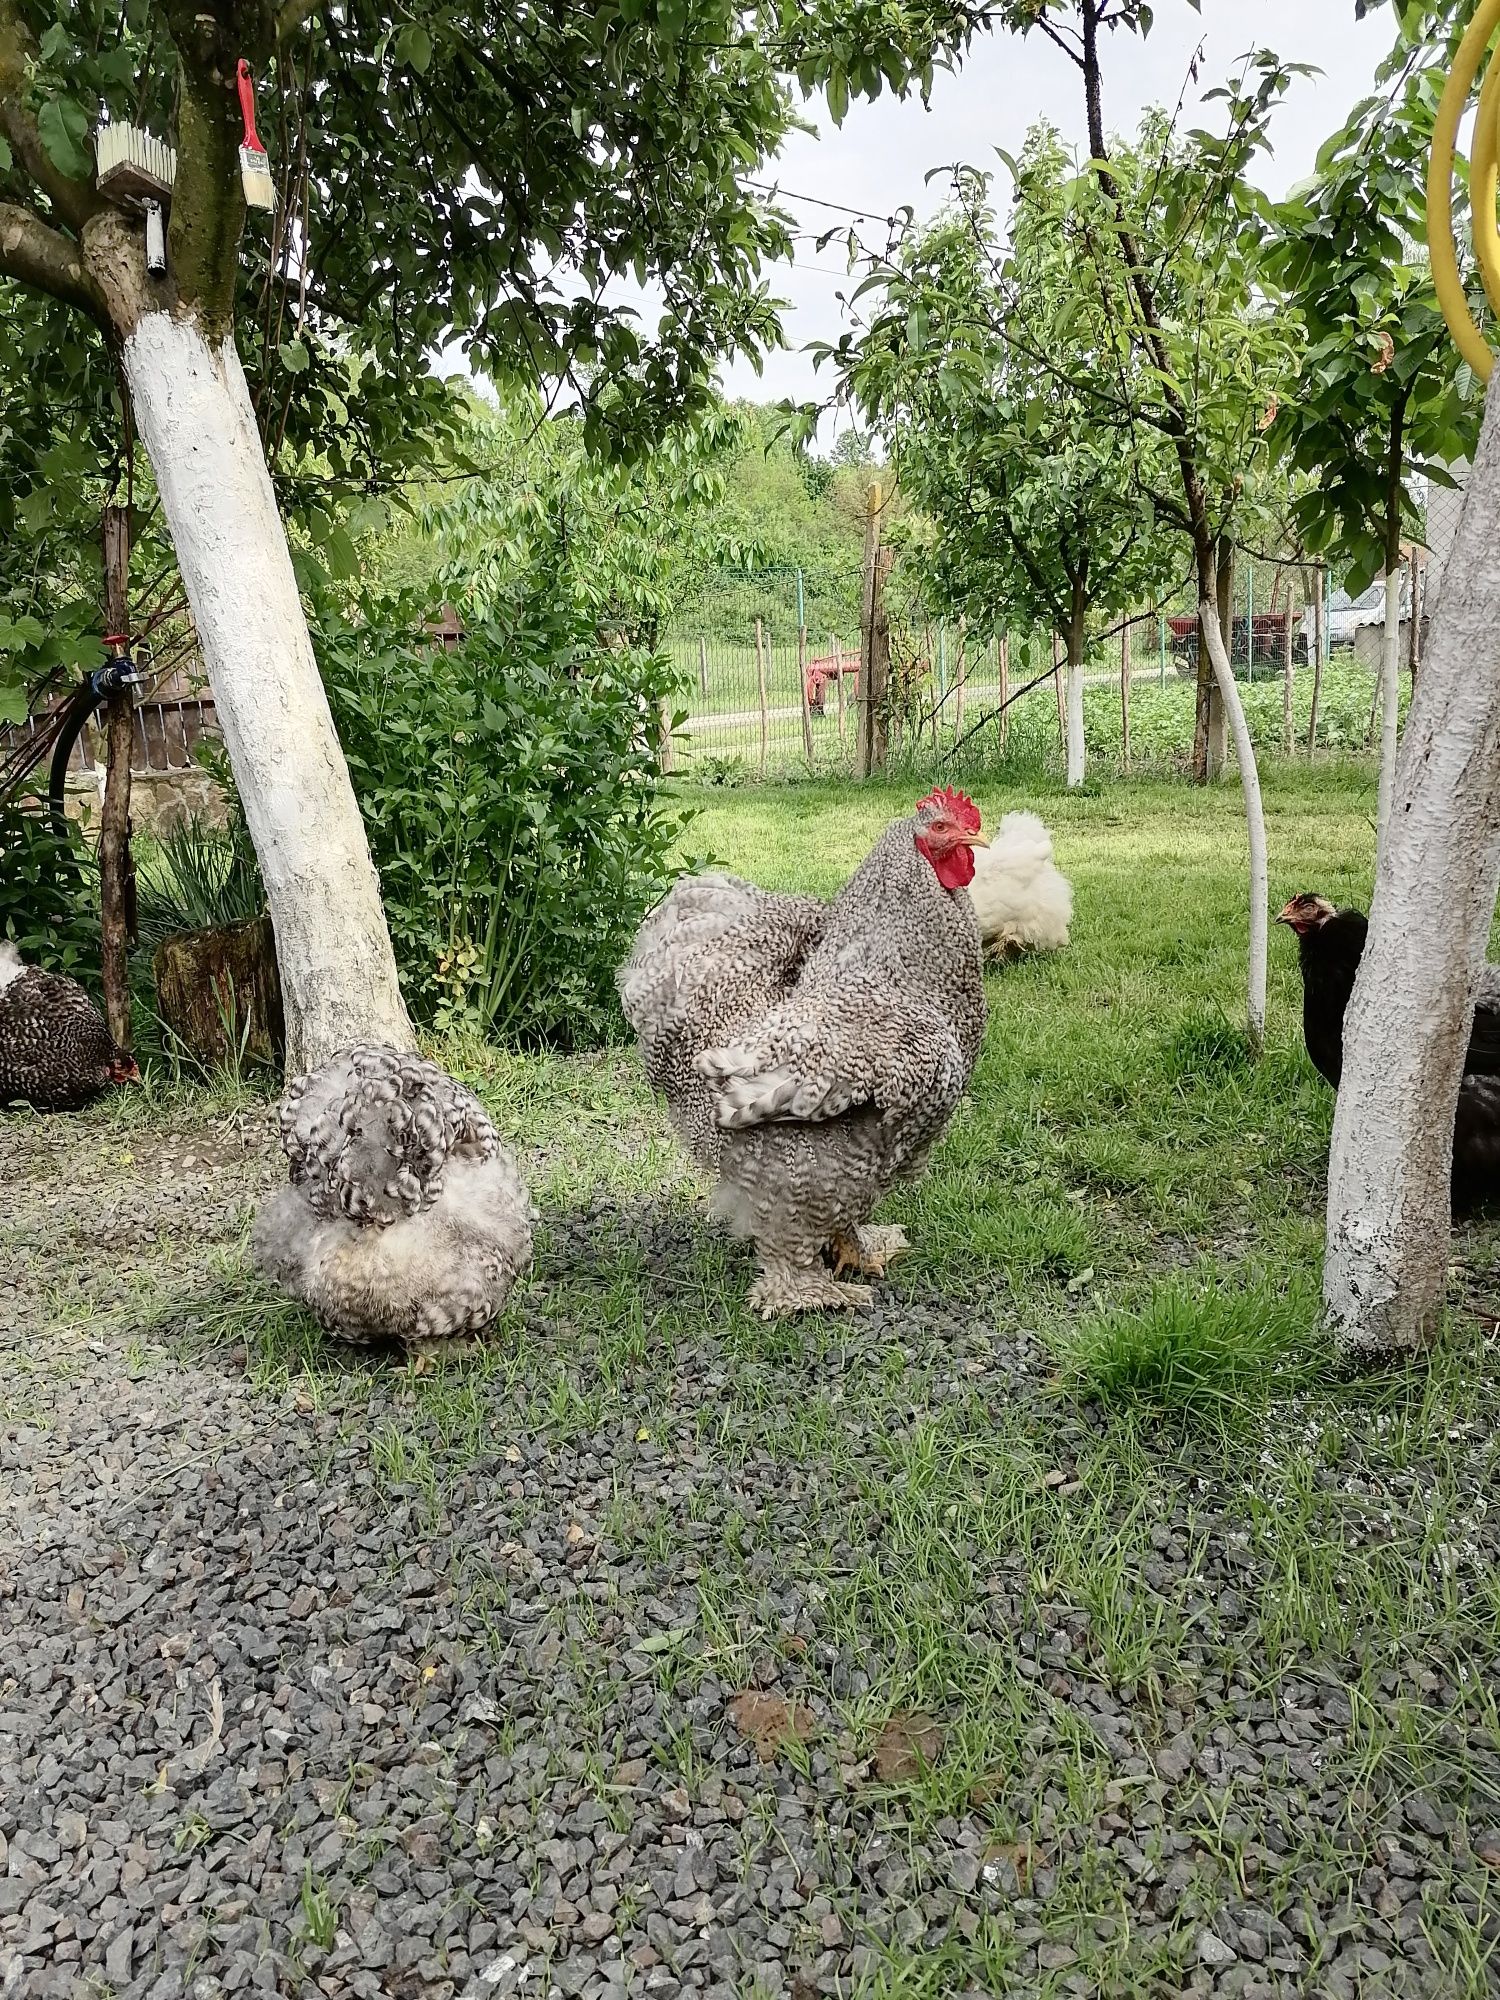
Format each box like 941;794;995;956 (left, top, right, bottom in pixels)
2;1090;1498;2000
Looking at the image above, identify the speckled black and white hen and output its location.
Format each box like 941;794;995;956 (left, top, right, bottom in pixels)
0;942;138;1111
251;1044;533;1354
620;788;987;1316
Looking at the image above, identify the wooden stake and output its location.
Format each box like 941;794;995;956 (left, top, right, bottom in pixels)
658;694;675;774
754;616;769;779
99;504;136;1053
998;634;1009;750
834;635;846;742
954;615;967;734
1282;602;1295;759
857;484;889;778
697;634;708;698
1052;631;1065;750
1308;562;1325;756
797;623;814;766
1120;617;1132;773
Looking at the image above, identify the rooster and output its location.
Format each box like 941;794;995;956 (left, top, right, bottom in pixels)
620;787;988;1316
0;942;138;1111
252;1044;533;1355
1277;893;1500;1204
965;810;1072;960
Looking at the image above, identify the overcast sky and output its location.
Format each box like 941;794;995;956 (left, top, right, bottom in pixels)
721;0;1392;431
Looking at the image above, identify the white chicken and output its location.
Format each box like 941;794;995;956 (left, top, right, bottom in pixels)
964;810;1072;961
251;1044;533;1356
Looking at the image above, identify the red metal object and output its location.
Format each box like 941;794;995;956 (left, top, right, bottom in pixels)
804;652;859;714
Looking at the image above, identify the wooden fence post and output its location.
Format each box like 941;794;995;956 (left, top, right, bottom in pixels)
1120;617;1131;773
697;635;709;698
834;635;846;742
857;483;890;778
1052;631;1066;752
797;622;814;766
100;503;136;1053
1308;562;1325;756
754;617;769;779
998;634;1009;750
658;694;675;775
1282;602;1295;759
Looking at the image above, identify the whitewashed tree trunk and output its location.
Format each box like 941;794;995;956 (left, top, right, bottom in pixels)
1065;651;1086;789
1375;564;1402;862
1325;382;1500;1359
1199;598;1267;1053
122;313;413;1071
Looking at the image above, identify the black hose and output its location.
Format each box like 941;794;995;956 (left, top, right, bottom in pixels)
47;682;107;839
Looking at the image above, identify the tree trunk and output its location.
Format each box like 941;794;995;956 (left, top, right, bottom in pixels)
99;504;136;1052
120;314;411;1072
1199;590;1267;1053
154;914;284;1070
1375;564;1402;862
1064;596;1086;789
1207;537;1232;780
1120;617;1131;774
1324;378;1500;1360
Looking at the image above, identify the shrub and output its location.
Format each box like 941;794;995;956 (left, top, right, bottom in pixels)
0;801;98;982
315;581;687;1048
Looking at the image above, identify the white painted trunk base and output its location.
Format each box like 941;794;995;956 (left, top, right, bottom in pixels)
1198;599;1267;1053
1065;657;1086;789
1325;379;1500;1358
122;314;413;1071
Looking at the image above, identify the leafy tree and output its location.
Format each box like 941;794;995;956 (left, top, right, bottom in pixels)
1269;55;1477;853
839;133;1179;785
994;0;1306;1049
1;0;981;1065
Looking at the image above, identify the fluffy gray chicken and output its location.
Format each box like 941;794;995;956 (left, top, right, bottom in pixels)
0;942;138;1110
620;787;987;1315
251;1045;532;1355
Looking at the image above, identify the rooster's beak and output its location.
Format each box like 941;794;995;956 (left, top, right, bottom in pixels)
1274;899;1300;929
963;831;990;849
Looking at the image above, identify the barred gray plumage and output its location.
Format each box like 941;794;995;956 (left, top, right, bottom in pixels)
619;794;986;1315
0;942;136;1112
252;1044;532;1354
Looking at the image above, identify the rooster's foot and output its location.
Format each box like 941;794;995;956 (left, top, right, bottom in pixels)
747;1265;874;1319
828;1224;911;1282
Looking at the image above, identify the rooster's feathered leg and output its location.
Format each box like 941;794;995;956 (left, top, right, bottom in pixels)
828;1223;911;1281
747;1249;873;1319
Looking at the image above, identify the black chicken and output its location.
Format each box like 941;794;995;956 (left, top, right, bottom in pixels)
1277;892;1500;1203
0;942;139;1111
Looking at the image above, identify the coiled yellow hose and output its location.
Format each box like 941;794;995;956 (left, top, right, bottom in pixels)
1429;0;1500;377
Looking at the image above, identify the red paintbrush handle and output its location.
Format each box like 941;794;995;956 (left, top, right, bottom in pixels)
236;59;266;155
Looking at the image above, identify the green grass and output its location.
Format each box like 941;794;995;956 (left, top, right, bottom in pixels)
9;758;1499;1997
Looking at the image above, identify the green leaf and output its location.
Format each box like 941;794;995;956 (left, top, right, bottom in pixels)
37;97;91;183
394;23;433;73
279;338;310;374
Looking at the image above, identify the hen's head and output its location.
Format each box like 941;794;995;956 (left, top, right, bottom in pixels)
1275;893;1339;937
914;786;987;891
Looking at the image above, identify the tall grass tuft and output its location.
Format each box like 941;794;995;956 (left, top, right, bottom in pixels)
134;814;266;953
1060;1266;1331;1423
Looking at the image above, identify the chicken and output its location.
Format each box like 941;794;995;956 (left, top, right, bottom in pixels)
965;811;1073;960
251;1044;533;1355
620;787;988;1316
0;942;139;1111
1277;893;1500;1205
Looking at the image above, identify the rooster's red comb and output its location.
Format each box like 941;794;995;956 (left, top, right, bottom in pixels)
915;785;981;832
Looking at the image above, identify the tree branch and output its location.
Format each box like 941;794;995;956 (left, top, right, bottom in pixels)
0;0;106;234
0;198;103;320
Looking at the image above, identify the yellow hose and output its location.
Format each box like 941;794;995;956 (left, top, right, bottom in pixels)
1429;0;1500;378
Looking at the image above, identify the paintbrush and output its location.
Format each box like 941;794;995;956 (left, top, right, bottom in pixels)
235;60;275;212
